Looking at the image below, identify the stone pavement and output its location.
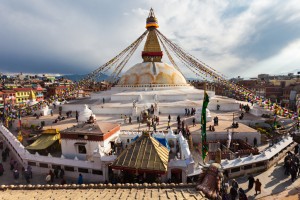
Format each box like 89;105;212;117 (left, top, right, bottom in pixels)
235;157;300;200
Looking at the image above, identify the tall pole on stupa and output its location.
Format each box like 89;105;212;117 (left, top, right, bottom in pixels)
201;82;209;163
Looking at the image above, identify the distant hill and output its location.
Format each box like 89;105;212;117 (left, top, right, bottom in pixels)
59;74;109;82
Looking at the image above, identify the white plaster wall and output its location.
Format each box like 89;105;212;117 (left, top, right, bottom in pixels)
61;139;101;159
92;106;132;115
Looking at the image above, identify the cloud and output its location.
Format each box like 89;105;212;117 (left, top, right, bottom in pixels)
0;0;299;79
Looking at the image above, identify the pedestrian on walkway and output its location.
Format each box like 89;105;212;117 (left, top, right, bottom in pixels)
45;173;51;184
231;179;239;190
13;169;19;181
238;188;248;200
10;158;14;170
77;174;83;185
49;170;54;183
129;116;132;124
59;168;65;179
61;177;66;185
291;164;297;182
27;165;32;178
24;169;30;184
192;118;195;126
76;111;79;122
54;166;59;178
0;162;4;176
254;179;261;195
247;174;255;190
230;186;238;200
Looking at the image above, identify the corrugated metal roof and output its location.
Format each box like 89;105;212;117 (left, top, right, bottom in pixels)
111;132;169;173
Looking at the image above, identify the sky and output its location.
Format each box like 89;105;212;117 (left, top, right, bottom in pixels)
0;0;300;78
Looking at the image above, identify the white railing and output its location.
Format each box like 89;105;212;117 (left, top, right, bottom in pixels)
221;135;295;178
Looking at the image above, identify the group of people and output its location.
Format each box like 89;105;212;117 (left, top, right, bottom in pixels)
284;150;300;182
184;108;196;116
239;103;250;113
146;116;160;132
222;175;261;199
1;144;34;184
45;167;66;185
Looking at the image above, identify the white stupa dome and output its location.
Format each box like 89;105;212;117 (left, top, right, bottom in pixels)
118;62;188;86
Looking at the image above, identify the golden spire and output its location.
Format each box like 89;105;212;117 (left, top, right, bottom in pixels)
142;8;163;62
29;90;36;101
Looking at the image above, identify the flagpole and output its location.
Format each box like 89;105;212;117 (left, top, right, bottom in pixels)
201;82;209;164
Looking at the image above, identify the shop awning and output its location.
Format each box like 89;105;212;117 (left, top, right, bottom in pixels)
26;134;59;150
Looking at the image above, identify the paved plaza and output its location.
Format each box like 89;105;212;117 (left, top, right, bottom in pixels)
235;157;300;199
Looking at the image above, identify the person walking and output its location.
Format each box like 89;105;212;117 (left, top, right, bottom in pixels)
192;118;195;127
24;169;30;184
168;114;171;122
77;174;83;185
76;111;79;122
248;174;255;190
59;168;65;179
54;167;59;178
230;186;238;200
254;179;261;195
49;170;54;183
27;165;32;178
45;173;51;184
13;169;19;183
290;164;297;182
232;179;239;190
0;162;4;176
238;188;248;200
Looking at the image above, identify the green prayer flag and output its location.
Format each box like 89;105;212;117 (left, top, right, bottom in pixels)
201;91;209;161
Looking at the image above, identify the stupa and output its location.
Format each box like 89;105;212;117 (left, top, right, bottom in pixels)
64;9;239;115
27;90;38;106
78;104;96;123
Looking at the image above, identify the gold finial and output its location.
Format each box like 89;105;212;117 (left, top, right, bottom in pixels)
146;8;159;29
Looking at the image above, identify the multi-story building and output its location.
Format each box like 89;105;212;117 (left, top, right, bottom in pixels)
265;85;283;103
14;87;45;105
47;85;68;98
2;90;16;105
35;86;44;102
14;88;33;104
0;91;3;109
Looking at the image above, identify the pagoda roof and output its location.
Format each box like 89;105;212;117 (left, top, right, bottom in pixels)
111;132;169;173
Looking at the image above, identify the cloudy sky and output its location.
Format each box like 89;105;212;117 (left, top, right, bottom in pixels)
0;0;300;78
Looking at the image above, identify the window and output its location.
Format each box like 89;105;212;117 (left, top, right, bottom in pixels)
92;170;103;175
52;165;61;169
65;166;75;172
28;161;36;166
231;167;240;173
243;165;253;170
78;168;89;173
78;145;87;154
255;162;265;167
39;163;49;168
